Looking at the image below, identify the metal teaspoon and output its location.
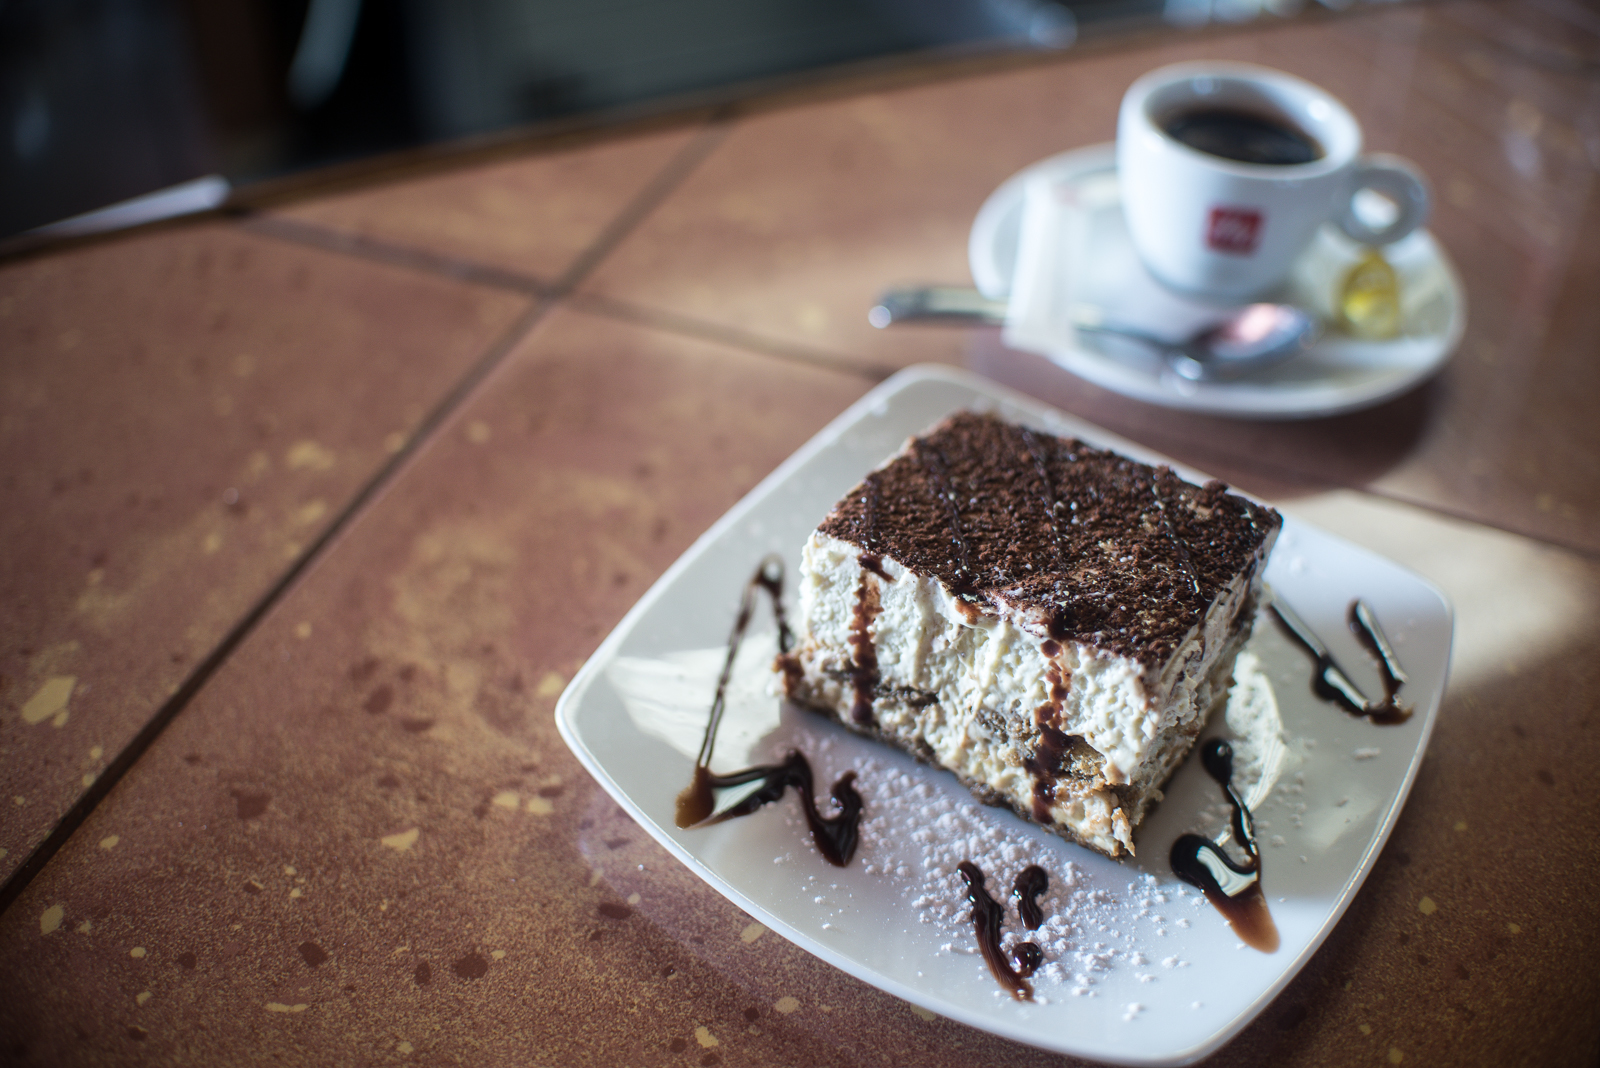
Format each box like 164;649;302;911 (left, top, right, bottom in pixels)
869;286;1320;382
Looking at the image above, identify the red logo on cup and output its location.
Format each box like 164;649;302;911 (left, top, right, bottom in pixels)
1206;206;1263;255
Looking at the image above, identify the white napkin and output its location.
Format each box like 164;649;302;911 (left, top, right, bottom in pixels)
1002;169;1238;359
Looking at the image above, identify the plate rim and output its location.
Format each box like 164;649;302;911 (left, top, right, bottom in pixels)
555;364;1453;1065
968;144;1468;419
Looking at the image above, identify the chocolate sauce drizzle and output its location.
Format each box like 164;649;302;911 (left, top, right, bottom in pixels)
1348;601;1410;722
858;552;892;582
1012;865;1049;931
1022;664;1073;822
957;862;1038;1000
1012;942;1044;976
681;753;861;866
1169;740;1280;953
848;565;882;725
674;557;864;866
1271;598;1412;725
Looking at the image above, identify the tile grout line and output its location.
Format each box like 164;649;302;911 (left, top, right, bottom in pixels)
234;114;734;302
0;295;549;918
546;118;731;298
1141;444;1600;562
0;115;752;917
237;116;896;386
243;210;894;385
236;213;552;297
566;291;897;383
1330;485;1600;563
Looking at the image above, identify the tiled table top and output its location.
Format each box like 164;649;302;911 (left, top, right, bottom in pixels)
0;226;530;885
3;2;1599;1065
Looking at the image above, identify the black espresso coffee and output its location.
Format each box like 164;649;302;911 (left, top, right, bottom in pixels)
1162;107;1322;166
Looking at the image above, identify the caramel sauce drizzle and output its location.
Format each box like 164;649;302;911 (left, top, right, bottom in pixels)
674;557;864;866
1272;598;1413;725
1169;739;1280;953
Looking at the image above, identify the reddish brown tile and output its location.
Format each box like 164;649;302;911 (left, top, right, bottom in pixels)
271;128;705;285
0;224;528;883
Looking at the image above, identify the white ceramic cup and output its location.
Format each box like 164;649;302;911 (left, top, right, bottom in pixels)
1117;61;1430;301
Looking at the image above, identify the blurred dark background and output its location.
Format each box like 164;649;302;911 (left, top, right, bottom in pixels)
1;0;1342;239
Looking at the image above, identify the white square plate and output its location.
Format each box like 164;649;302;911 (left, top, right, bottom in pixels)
555;365;1450;1065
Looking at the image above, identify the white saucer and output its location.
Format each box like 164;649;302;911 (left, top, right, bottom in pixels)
969;144;1467;419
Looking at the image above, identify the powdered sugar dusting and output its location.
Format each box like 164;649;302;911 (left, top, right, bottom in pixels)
762;725;1190;1001
743;649;1296;1004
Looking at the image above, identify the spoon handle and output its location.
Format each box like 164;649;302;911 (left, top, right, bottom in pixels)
869;287;1006;327
1070;320;1171;349
1074;322;1211;382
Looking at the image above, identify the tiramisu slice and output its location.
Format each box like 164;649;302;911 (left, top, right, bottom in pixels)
779;412;1280;857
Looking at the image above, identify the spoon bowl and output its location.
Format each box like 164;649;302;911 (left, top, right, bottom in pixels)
1074;303;1321;382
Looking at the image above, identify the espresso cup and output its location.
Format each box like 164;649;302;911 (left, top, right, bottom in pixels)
1117;62;1430;301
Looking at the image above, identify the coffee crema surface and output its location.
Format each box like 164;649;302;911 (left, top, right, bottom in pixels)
1161;107;1323;166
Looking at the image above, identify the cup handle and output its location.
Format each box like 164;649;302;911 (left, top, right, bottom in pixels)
1336;154;1431;245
